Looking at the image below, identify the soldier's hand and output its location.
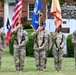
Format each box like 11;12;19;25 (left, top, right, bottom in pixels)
2;48;4;51
56;48;59;51
58;46;60;49
17;24;21;29
73;41;76;44
38;47;42;50
18;44;21;47
37;26;41;31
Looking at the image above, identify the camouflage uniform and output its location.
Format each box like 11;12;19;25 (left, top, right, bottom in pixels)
43;30;52;69
32;30;49;71
72;30;76;68
0;28;5;68
52;32;65;71
12;27;28;71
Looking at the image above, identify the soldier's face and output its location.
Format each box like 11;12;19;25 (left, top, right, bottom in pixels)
18;24;22;29
43;25;46;28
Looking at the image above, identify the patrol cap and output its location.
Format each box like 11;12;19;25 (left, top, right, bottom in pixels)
19;21;22;24
40;21;46;26
0;24;2;28
17;21;22;25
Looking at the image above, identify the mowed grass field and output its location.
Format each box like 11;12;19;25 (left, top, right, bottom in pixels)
0;47;76;75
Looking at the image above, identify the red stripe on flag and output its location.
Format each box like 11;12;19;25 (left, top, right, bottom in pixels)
50;0;62;32
11;0;22;29
6;31;12;46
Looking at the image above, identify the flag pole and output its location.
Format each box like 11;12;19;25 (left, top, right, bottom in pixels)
75;58;76;69
38;14;41;47
38;14;41;68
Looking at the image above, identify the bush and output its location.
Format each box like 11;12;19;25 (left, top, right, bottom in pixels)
67;34;74;57
47;0;64;5
47;32;54;57
23;23;32;29
47;50;53;57
9;35;14;55
26;29;34;56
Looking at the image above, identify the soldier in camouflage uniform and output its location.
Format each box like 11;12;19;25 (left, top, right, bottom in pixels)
11;22;28;72
32;21;52;71
72;30;76;69
41;21;52;70
0;26;5;69
52;25;65;72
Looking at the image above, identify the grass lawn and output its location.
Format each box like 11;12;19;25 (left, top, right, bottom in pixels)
0;47;76;75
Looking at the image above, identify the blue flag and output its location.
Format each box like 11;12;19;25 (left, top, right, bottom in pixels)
31;0;43;30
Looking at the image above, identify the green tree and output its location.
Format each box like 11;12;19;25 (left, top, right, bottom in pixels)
47;0;64;5
0;0;5;2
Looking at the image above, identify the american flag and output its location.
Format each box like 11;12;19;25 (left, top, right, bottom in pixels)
11;0;22;29
5;0;22;46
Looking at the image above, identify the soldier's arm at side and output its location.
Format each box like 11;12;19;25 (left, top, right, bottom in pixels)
1;29;6;49
72;34;74;43
20;31;28;46
48;33;52;50
11;25;20;33
40;36;48;50
11;27;18;33
2;31;6;48
60;34;66;48
32;31;39;50
0;45;4;51
31;32;36;36
33;41;39;50
72;34;76;44
31;30;38;36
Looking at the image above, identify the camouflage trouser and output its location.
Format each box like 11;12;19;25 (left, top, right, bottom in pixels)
53;49;63;69
14;47;26;71
43;50;47;69
74;47;76;58
74;47;76;68
34;50;46;70
0;50;2;68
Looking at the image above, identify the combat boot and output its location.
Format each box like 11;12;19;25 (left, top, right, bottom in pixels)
43;67;46;71
39;70;43;72
56;68;59;72
16;70;20;72
59;68;61;72
0;62;1;69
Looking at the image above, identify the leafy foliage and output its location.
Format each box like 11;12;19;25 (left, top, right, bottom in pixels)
9;35;14;55
67;34;74;57
47;0;64;5
0;0;5;2
23;23;32;29
26;29;34;56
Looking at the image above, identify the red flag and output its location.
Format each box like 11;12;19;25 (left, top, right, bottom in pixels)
50;0;62;32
